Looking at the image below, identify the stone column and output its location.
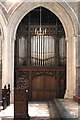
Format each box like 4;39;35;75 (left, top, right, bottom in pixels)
64;37;69;98
72;35;77;96
2;34;9;88
10;37;16;103
65;35;76;98
76;34;80;96
2;34;15;103
2;33;14;103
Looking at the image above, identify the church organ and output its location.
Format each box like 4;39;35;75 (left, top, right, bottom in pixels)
14;7;66;100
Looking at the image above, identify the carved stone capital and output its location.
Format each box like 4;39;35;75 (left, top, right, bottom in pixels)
11;37;16;43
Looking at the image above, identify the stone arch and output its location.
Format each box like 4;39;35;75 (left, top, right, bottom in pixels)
6;2;78;102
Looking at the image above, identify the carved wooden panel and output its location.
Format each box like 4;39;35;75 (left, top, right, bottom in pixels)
17;25;64;37
16;71;29;89
15;66;66;100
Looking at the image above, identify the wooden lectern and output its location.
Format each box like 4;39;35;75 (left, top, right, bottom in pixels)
14;88;30;119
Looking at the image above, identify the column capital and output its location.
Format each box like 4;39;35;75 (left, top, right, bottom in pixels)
65;37;68;42
11;37;16;43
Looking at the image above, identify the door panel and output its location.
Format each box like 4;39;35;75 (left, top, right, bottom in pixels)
38;91;44;99
32;76;44;90
32;75;57;100
32;91;38;100
50;91;56;98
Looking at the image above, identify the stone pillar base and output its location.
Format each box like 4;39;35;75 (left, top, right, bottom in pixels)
64;90;73;98
64;90;69;98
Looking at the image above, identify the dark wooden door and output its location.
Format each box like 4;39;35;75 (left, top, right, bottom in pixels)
32;75;57;100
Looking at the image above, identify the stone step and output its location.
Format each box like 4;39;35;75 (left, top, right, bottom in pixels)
54;99;78;119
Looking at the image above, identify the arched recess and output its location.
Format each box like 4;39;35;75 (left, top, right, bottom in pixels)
7;2;78;103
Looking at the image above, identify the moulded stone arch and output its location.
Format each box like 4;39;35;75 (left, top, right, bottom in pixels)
6;2;78;102
8;2;78;39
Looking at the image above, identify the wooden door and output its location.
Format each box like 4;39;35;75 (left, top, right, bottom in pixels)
32;75;57;100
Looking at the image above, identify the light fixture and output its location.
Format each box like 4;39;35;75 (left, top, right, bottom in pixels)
35;6;46;36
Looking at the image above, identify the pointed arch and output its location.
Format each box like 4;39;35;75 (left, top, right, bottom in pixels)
5;2;78;102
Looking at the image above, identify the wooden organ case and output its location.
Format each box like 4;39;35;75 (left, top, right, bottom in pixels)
14;7;66;101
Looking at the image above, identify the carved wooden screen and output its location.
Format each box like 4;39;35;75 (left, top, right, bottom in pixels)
15;66;66;100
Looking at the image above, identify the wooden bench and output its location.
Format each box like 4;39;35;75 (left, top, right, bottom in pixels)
2;84;10;110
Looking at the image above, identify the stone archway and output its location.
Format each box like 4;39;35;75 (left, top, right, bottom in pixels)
3;2;78;103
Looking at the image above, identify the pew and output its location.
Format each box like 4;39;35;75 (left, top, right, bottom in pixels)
2;84;10;110
2;85;7;109
7;84;10;106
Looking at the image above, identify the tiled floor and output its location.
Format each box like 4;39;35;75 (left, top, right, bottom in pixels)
0;101;60;119
0;99;79;120
28;102;50;117
0;104;14;119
